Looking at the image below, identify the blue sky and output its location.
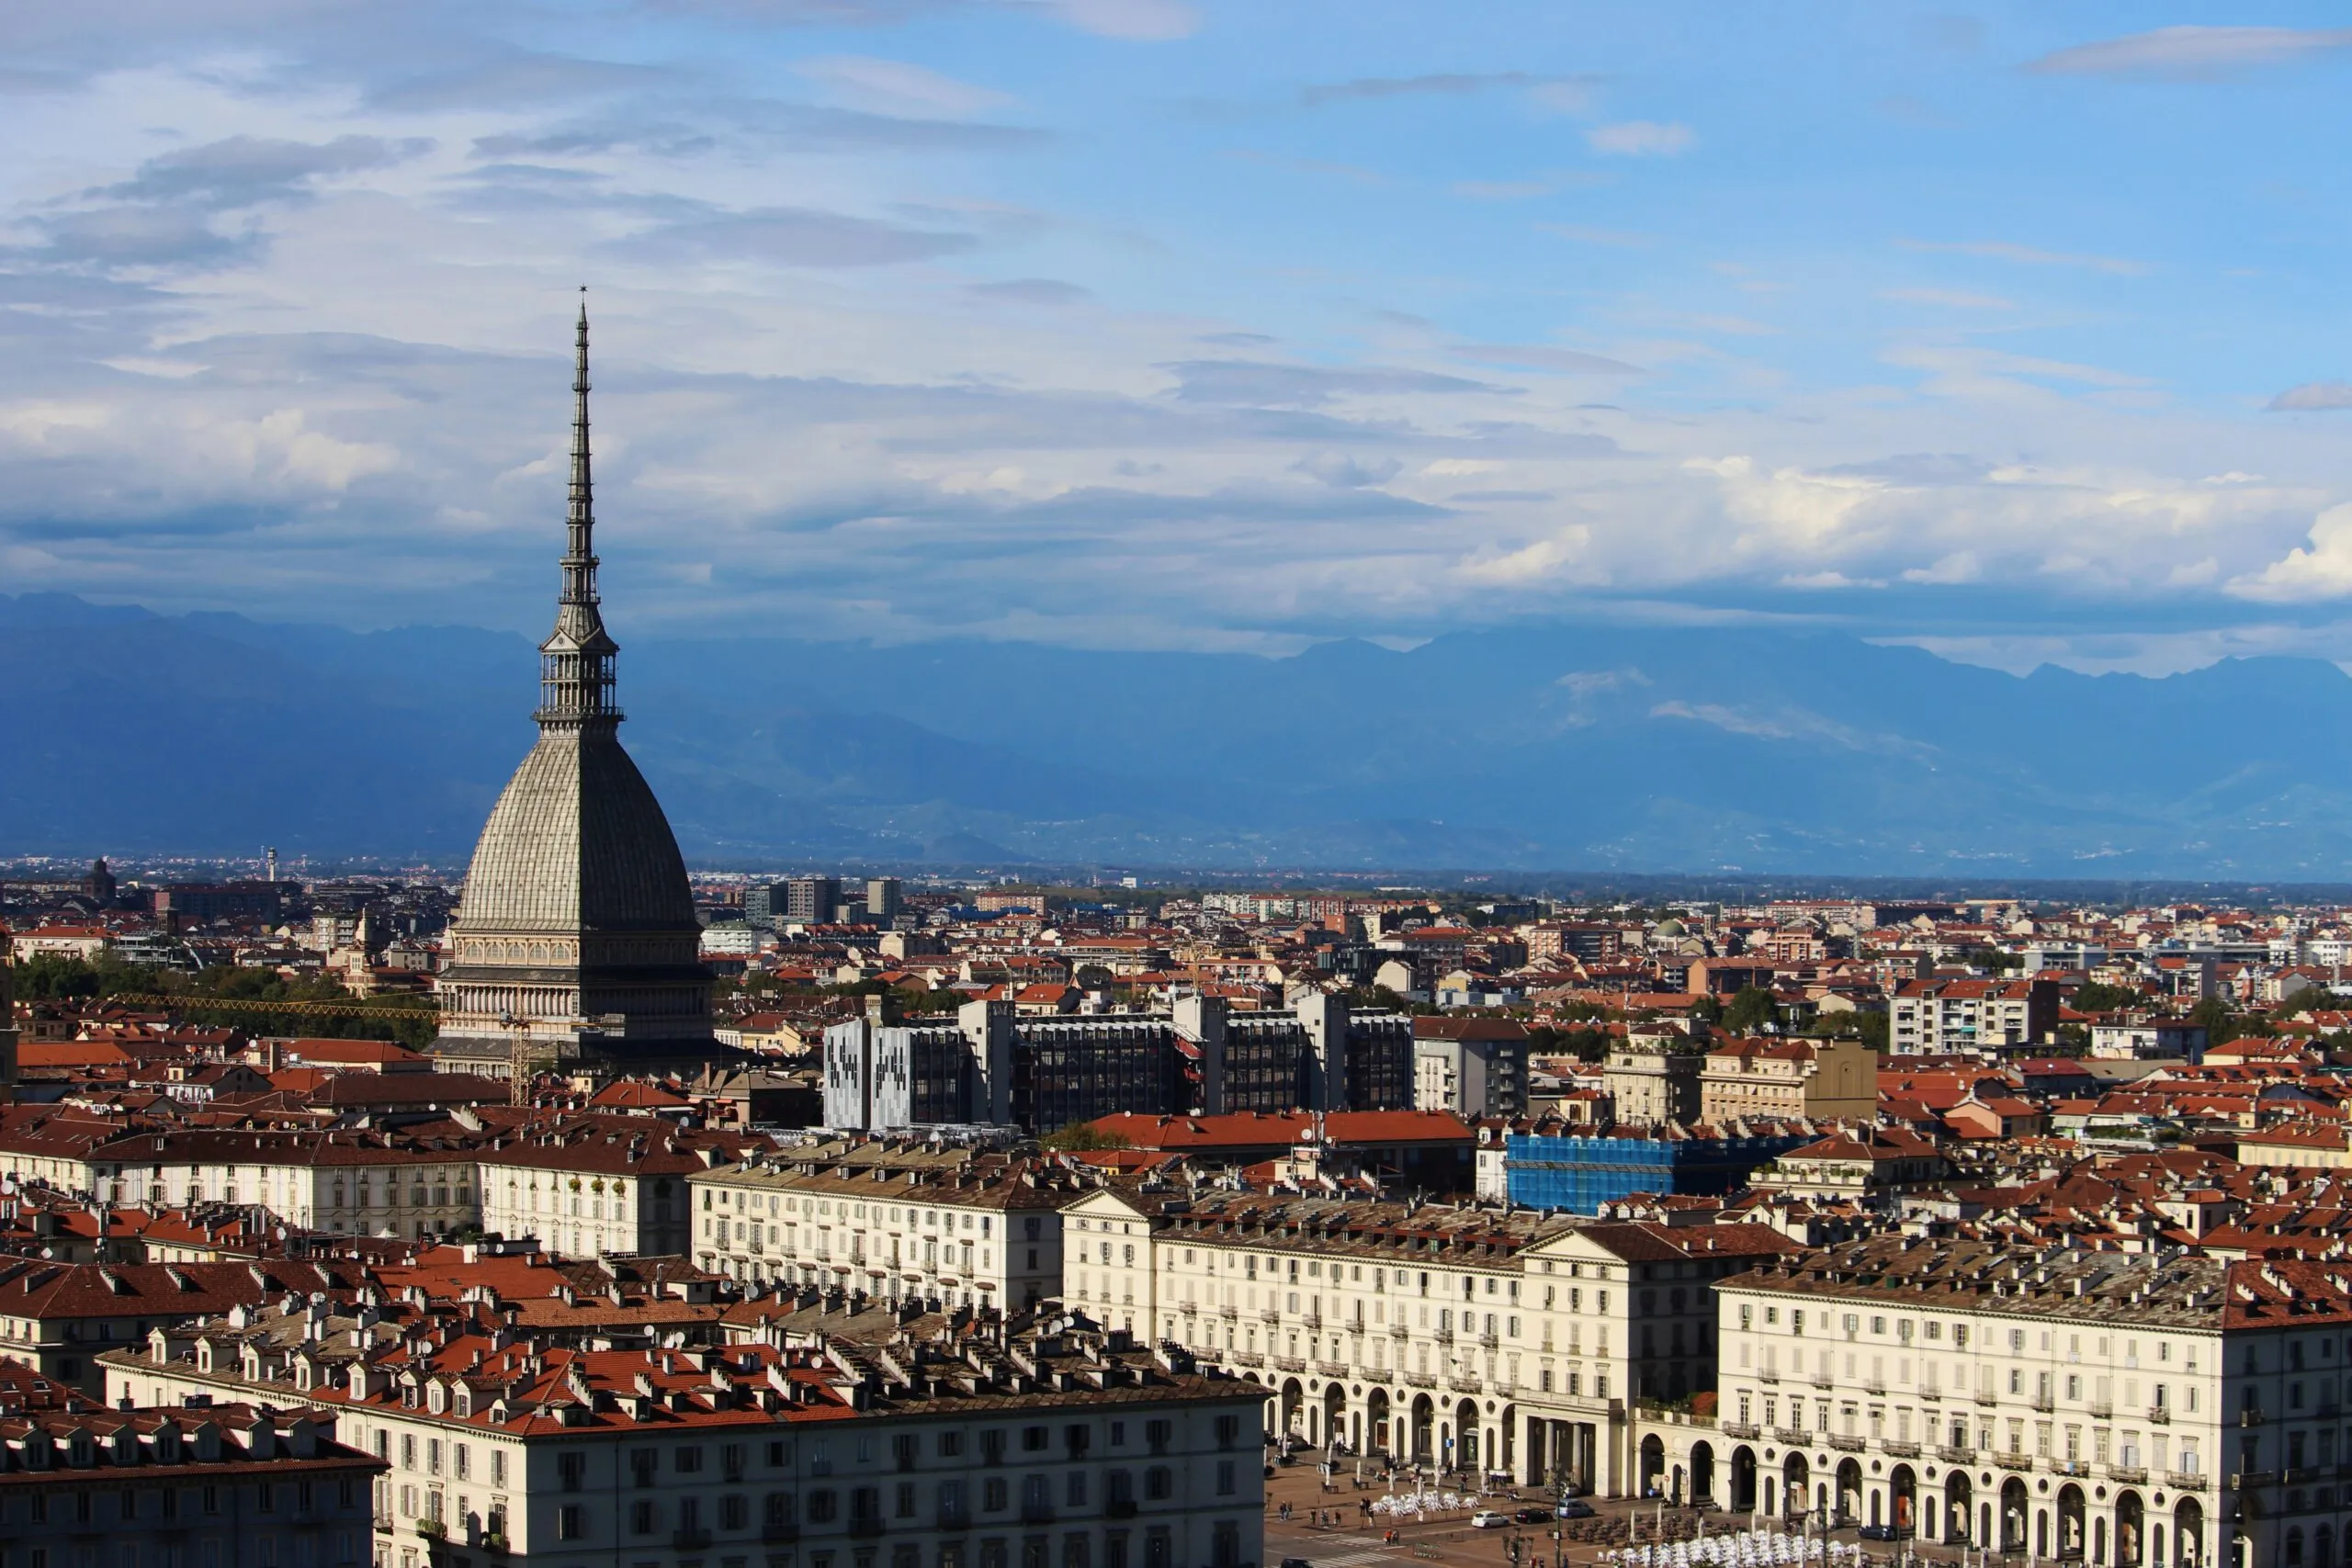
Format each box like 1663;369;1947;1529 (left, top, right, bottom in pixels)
2;3;2350;671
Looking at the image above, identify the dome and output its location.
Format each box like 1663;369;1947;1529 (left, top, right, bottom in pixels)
1656;917;1686;936
457;728;695;933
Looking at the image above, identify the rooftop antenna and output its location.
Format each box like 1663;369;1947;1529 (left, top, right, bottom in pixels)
266;847;279;882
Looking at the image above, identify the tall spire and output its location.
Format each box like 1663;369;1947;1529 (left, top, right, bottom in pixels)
536;289;622;732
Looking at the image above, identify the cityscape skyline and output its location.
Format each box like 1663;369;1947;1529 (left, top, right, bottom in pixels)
0;4;2347;678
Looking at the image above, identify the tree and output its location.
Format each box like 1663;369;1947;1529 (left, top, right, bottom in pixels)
2068;982;2143;1016
1687;993;1724;1028
1723;987;1778;1035
2275;985;2340;1018
2188;996;2245;1047
1041;1121;1132;1152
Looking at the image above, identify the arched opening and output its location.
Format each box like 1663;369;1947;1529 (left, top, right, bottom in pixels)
1640;1435;1668;1500
2119;1492;2146;1567
2288;1531;2306;1568
1280;1379;1305;1442
2174;1501;2203;1568
1890;1466;1917;1538
1409;1393;1435;1465
1731;1447;1758;1514
1454;1399;1480;1474
2059;1483;2087;1562
1945;1472;1973;1545
2002;1478;2030;1554
1322;1384;1347;1454
1782;1454;1811;1522
1691;1442;1716;1507
1367;1389;1392;1460
1836;1459;1863;1528
2312;1525;2332;1568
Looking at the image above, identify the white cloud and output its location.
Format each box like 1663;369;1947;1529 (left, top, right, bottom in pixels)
2269;381;2352;412
1896;238;2149;277
1587;120;1694;157
2025;26;2352;81
1879;287;2014;310
2227;505;2352;601
793;55;1016;115
1901;550;1979;584
1051;0;1198;41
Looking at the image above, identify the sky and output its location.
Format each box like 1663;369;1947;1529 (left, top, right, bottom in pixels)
2;3;2350;673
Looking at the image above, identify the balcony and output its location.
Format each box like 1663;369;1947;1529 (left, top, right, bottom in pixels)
415;1522;446;1541
2109;1466;2149;1485
1723;1423;1761;1441
673;1529;714;1550
1479;1332;1499;1349
2233;1472;2278;1492
1939;1446;1975;1464
1105;1500;1138;1521
1388;1323;1410;1338
1758;1370;1781;1385
1974;1391;1998;1406
935;1507;971;1531
1811;1373;1834;1390
762;1525;801;1543
2166;1472;2209;1492
2052;1461;2090;1478
1259;1309;1281;1325
1774;1427;1811;1446
2147;1407;2172;1425
847;1517;886;1540
2088;1402;2113;1419
1273;1356;1306;1372
481;1536;510;1556
1227;1351;1265;1369
1403;1372;1437;1389
1021;1502;1057;1525
2240;1409;2267;1427
1219;1305;1238;1321
1317;1360;1349;1378
2285;1467;2321;1485
1883;1440;1920;1459
1863;1381;1887;1397
1432;1327;1455;1346
2030;1396;2056;1414
1302;1313;1323;1329
1994;1452;2033;1472
1827;1434;1866;1452
1451;1375;1484;1395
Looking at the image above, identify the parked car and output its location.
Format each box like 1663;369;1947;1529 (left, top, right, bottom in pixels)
1279;1560;1314;1568
1555;1499;1597;1519
1471;1509;1511;1529
1858;1525;1898;1542
1515;1506;1554;1524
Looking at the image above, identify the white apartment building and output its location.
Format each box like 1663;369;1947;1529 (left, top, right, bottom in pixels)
479;1127;711;1258
1706;1236;2352;1568
687;1156;1079;1314
1067;1186;1796;1497
107;1305;1263;1568
83;1129;481;1239
1890;978;2056;1056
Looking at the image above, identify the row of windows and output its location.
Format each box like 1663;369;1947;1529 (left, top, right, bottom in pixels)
3;1480;356;1523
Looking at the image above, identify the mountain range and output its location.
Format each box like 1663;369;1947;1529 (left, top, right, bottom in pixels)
6;592;2350;878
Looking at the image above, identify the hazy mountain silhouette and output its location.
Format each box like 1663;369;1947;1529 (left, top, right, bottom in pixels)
7;592;2349;875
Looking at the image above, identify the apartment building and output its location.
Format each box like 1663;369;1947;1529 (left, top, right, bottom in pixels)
1708;1237;2347;1568
479;1125;720;1259
1064;1186;1795;1498
0;1258;340;1393
1412;1020;1528;1119
0;1396;385;1568
685;1154;1080;1313
1889;978;2060;1056
107;1304;1264;1568
1698;1037;1876;1123
0;1122;482;1240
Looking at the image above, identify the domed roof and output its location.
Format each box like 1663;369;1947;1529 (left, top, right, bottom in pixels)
456;728;695;934
1656;917;1686;936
